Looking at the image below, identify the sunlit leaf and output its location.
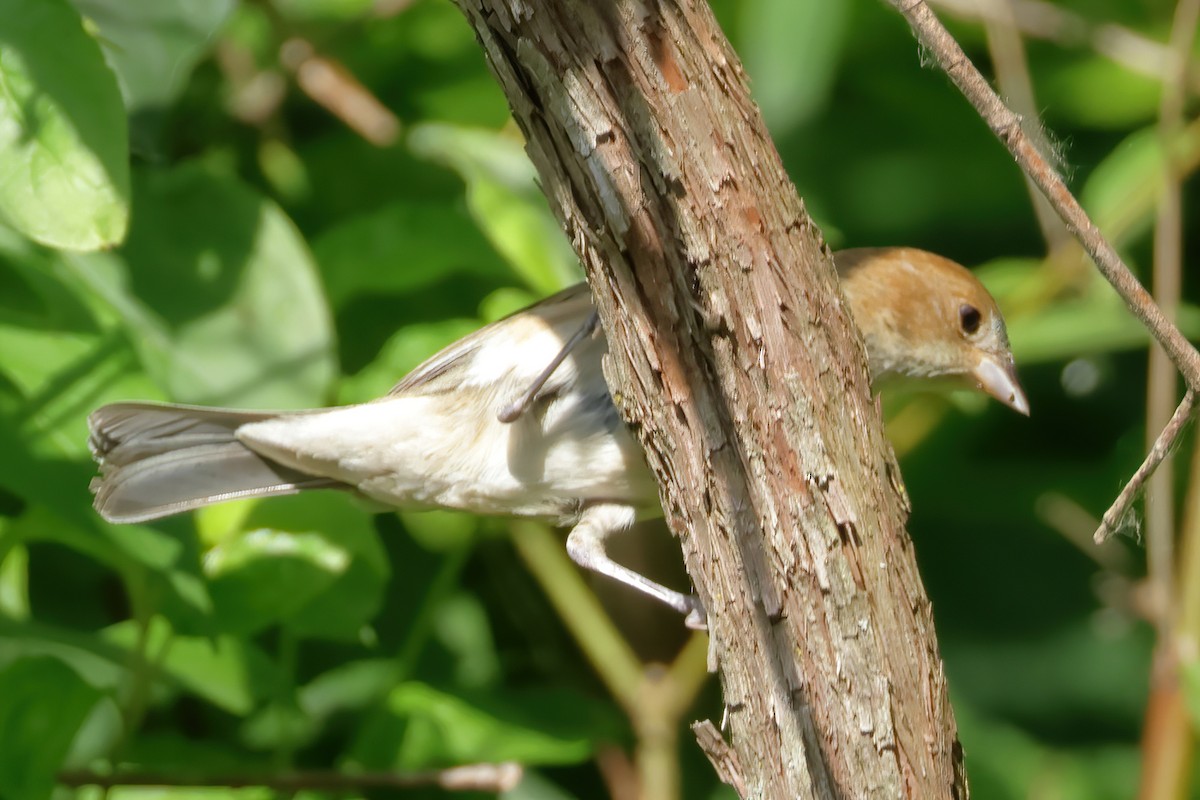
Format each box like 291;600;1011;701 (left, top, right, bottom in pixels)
0;0;129;250
118;164;337;408
409;123;581;294
205;493;387;638
1041;56;1160;129
69;0;234;153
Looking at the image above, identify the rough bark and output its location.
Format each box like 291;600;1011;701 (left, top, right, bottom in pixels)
451;1;966;797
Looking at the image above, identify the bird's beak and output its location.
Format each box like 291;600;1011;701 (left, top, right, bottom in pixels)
972;355;1029;416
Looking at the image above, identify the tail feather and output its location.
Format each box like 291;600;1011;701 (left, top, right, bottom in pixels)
89;402;340;524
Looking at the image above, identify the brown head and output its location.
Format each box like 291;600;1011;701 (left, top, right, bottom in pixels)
834;247;1028;415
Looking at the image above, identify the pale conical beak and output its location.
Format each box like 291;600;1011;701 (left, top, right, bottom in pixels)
973;356;1029;416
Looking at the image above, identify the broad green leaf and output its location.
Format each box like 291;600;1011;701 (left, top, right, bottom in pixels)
1041;56;1160;129
349;682;621;769
119;164;337;408
206;493;387;638
976;256;1200;364
1080;127;1160;246
313;202;503;307
1078;124;1200;251
2;504;215;632
242;493;388;639
103;618;279;715
0;224;98;329
0;656;102;800
1008;295;1200;364
409;123;581;294
740;0;850;132
69;0;234;153
0;616;128;689
0;0;129;250
206;528;346;636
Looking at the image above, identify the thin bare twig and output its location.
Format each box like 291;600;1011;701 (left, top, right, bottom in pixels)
58;763;523;792
280;38;400;146
887;0;1200;392
1096;391;1197;545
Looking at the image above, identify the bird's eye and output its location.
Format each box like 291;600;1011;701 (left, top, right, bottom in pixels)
959;304;982;335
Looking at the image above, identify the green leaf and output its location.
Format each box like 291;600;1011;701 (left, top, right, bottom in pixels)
975;256;1200;364
349;682;621;770
0;616;129;691
313;202;504;308
69;0;234;153
1008;294;1200;364
0;656;102;800
206;493;387;638
409;123;581;294
102;618;279;715
0;0;129;250
274;0;374;21
0;540;28;619
206;528;346;636
2;503;215;633
118;164;337;408
1041;56;1160;130
1078;124;1200;251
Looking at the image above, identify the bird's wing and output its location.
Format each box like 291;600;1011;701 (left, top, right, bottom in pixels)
388;282;595;398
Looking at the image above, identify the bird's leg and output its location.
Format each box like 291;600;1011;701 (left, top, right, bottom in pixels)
566;503;707;629
497;310;599;423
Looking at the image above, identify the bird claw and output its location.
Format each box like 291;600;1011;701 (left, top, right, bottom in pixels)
684;596;708;631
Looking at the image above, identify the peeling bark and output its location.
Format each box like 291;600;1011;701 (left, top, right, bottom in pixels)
451;1;966;797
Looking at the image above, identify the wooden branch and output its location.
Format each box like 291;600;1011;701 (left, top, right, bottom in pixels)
452;1;963;797
887;0;1200;392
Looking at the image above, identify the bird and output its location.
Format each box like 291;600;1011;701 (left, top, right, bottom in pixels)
88;247;1026;626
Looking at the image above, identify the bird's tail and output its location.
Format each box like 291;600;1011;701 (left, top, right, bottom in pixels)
88;402;340;524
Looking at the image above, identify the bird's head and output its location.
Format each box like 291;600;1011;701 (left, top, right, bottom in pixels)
835;247;1028;415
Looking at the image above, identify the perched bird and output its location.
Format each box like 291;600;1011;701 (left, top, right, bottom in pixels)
89;247;1026;625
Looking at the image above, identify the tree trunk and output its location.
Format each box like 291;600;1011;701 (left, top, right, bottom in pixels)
451;1;967;797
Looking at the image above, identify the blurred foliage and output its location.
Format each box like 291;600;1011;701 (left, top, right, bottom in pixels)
0;0;1197;798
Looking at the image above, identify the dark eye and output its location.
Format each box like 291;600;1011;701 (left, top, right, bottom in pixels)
959;304;982;335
